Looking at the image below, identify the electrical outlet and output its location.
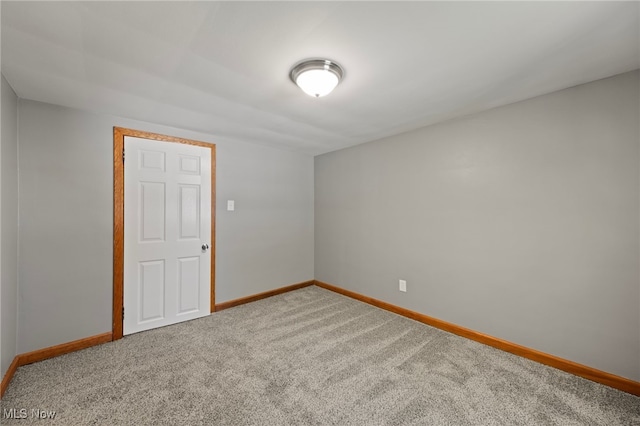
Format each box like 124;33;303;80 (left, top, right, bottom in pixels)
399;279;407;292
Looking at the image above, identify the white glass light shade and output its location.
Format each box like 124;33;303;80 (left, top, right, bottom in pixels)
290;59;344;98
295;69;339;98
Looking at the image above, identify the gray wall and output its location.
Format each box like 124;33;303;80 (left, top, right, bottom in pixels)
1;74;19;378
315;71;640;381
17;100;314;354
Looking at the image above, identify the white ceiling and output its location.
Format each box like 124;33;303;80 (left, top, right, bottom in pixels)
2;1;638;155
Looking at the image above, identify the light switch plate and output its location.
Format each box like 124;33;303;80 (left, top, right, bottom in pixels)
227;200;235;211
399;280;407;292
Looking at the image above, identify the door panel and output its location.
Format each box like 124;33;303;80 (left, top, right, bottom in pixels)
177;257;200;314
140;182;166;242
124;136;212;335
139;149;166;171
178;185;200;239
178;155;201;174
139;260;165;323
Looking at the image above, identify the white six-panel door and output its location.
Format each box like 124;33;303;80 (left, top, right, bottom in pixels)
124;136;211;335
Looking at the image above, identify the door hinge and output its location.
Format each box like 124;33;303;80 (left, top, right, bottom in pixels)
122;307;125;320
122;150;125;163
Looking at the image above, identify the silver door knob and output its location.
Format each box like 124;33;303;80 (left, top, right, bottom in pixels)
202;243;209;251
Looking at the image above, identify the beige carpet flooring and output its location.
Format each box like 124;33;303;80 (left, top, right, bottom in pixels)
1;286;639;425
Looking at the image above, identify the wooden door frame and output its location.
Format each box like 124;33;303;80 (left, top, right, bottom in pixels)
113;127;216;340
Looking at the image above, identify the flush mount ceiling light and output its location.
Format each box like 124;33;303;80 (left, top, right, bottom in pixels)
290;59;344;98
